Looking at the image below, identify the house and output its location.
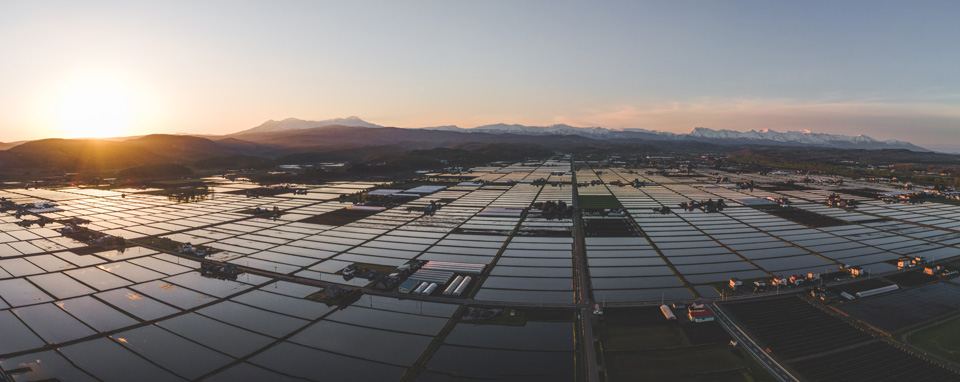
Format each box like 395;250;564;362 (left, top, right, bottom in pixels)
789;275;805;286
827;193;858;209
688;303;707;313
820;292;840;303
398;279;419;294
729;278;742;290
342;265;356;276
374;274;400;291
771;276;787;287
900;256;926;269
689;310;715;323
593;304;604;315
897;258;914;269
845;266;864;277
924;265;948;276
810;286;839;303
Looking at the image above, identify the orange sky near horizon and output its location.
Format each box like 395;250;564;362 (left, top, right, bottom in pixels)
1;1;957;152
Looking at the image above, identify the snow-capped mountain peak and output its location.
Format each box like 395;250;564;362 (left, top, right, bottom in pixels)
684;126;895;146
234;116;383;135
437;124;927;151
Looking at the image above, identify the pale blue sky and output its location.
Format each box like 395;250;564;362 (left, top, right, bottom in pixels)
1;1;958;150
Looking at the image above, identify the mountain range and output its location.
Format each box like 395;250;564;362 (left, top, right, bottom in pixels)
0;116;942;179
236;117;928;151
232;116;381;135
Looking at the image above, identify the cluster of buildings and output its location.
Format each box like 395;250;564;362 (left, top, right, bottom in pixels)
56;219;125;247
676;199;727;213
577;180;606;187
922;265;957;277
1;198;62;219
765;196;790;207
687;303;715;323
789;273;820;285
729;272;821;293
385;260;485;297
929;188;960;201
659;302;715;323
178;242;210;257
827;193;858;209
898;256;959;277
607;179;649;188
199;262;241;280
897;256;928;269
810;286;839;302
799;177;844;186
651;205;673;215
342;262;404;285
881;189;960;204
841;264;867;277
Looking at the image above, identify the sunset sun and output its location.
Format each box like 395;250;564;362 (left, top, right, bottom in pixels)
54;78;136;138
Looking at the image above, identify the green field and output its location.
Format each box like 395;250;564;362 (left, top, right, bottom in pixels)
907;314;960;364
605;344;773;382
578;194;623;209
599;307;774;382
601;324;689;350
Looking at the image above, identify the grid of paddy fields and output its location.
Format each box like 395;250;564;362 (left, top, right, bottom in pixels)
1;159;960;380
582;167;960;302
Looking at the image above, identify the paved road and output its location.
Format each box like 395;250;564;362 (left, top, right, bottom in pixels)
570;158;600;382
710;302;798;382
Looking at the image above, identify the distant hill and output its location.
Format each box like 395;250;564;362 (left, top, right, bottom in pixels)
232;116;382;135
229;125;597;150
0;126;594;178
0;116;949;181
0;134;251;173
0;141;25;151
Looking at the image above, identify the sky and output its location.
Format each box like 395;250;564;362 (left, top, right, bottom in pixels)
1;1;958;151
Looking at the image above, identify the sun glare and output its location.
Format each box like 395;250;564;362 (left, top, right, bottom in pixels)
54;77;137;138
